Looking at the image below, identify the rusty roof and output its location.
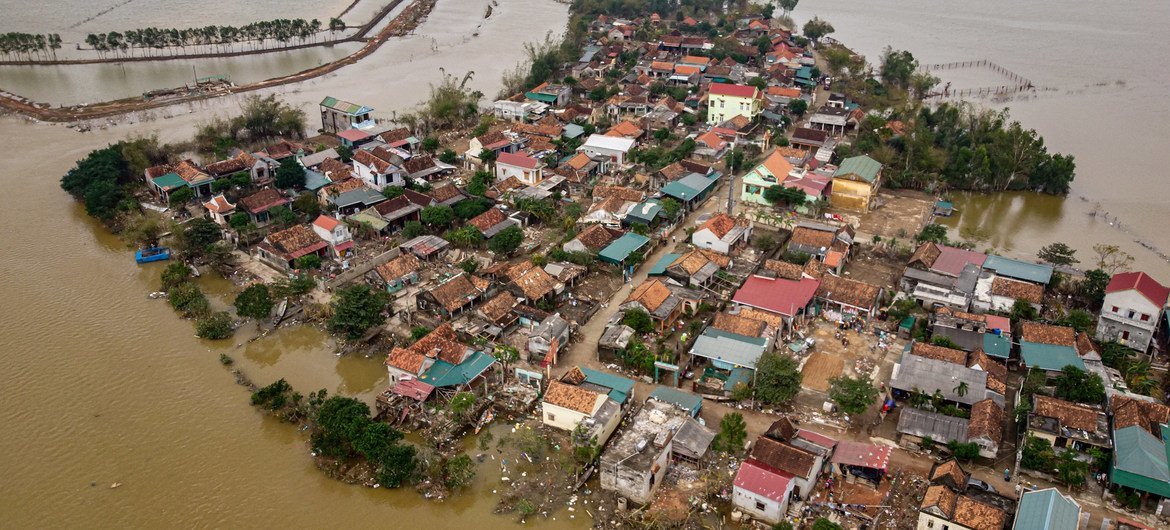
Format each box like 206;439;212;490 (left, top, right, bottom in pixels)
953;497;1007;530
428;275;481;313
625;279;673;313
375;253;421;282
992;277;1044;304
1020;322;1076;346
749;436;817;477
593;185;645;202
816;274;881;310
544;380;602;414
265;225;324;255
412;323;469;364
669;250;715;276
1033;394;1099;432
934;306;987;323
238;187;288;213
468;207;508;233
428;183;463;203
908;242;942;268
712;312;766;338
386;345;426;374
511;262;559;301
930;460;969;489
911;342;968;366
921;484;957;517
968;349;1007;395
968;399;1004;445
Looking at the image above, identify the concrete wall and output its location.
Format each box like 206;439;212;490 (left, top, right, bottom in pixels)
1098;289;1161;351
692;228;730;254
542;402;591;432
830;179;873;213
733;484;787;525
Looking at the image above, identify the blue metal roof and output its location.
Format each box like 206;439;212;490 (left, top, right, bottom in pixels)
625;199;662;224
598;233;650;264
1014;488;1081;530
660;172;717;202
649;386;702;417
983;333;1011;359
689;328;768;370
418;350;495;388
983;255;1053;285
580;367;636;405
303;169;331;191
649;253;682;276
1019;341;1083;371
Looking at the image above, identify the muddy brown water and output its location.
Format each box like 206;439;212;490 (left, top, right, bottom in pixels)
0;0;587;526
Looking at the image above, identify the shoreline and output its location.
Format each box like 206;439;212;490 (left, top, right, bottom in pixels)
0;0;434;123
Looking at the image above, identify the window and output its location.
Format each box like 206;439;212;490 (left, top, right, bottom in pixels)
1128;310;1136;319
1122;330;1130;340
1141;313;1150;321
754;501;766;511
927;522;934;529
1112;306;1119;313
720;100;725;108
546;412;556;422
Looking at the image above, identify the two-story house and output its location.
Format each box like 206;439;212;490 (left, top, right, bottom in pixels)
319;96;373;134
494;152;545;186
352;148;405;189
829;155;882;213
311;215;353;259
1097;271;1169;353
706;83;762;125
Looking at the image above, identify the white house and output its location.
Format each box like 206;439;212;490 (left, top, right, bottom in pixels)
1097;271;1169;353
311;215;353;259
492;100;547;121
352;149;404;189
495;152;545;186
541;381;622;447
691;212;751;255
202;194;235;226
578;134;636;166
733;459;795;525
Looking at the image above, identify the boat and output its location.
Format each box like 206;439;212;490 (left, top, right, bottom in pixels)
474;409;494;434
135;246;171;264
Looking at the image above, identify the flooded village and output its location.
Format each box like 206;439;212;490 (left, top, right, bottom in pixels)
30;1;1170;530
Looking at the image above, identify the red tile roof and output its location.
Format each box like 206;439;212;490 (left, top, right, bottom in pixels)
709;82;757;98
313;215;340;231
497;151;541;170
1106;272;1170;306
238;188;289;214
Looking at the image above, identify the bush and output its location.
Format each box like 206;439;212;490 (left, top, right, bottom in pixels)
296;254;322;270
328;284;389;339
402;220;425;238
160;261;192;291
168;281;209;317
714;412;748;453
234;283;274;320
489;225;524;255
947;440;980;461
754;352;802;405
782;250;811;265
196;311;234;339
1021;436;1055;471
621;309;654;334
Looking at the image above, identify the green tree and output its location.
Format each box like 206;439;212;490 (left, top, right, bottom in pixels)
1053;365;1105;404
931;336;961;349
878;47;919;89
420;205;455;227
466;170;494;197
947;440;980;462
754;233;779;253
229;211;252;231
312;396;374;458
168;186;194;208
275;157;306;189
296;254;322;270
802;17;834;42
619;339;655;374
916;223;948;244
1092;244;1133;275
439;148;458;164
778;0;800;16
787;98;808;117
160;261;192;291
764;185;806;206
328;284;389;339
954;381;969;398
660;197;682;220
402;220;425;238
621;308;654;334
196;311;234;339
453;197;493;219
1021;435;1055;470
336;145;353;163
1079;268;1110;309
489;225;524;255
1038;242;1078;266
449;392;476;417
1061;309;1094;333
268;205;298;229
445;226;485;248
715;412;748;453
828;375;879;416
382;185;406;199
168;281;210;317
1010;299;1038;321
234;284;274;319
293;192;321;218
421;137;440;154
1056;449;1087;488
494;344;520;371
811;519;842;530
754;352;803;405
444;454;476;489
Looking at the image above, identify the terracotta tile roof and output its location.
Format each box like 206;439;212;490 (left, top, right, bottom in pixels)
803;259;826;278
789;225;837;249
318;158;354;181
737;306;786;330
934;306;987;323
1111;396;1170;435
953;497;1007;530
411;323;469;364
478;292;519;323
658;162;689;181
968;399;1004;445
403;155;438;175
475;130;510;149
930;460;969;488
468;207;508;232
712;312;766;337
386;346;426;374
204;151;256;177
1033;394;1099;432
174;160;210;183
992;277;1044;304
376;253;421;282
313;215;341;232
920;484;957;517
791;127;828;145
429;275;482;313
512;122;563;138
378;127;412;144
908;242;942;269
469;275;491;292
266;225;325;255
428;183;463;203
699;213;739;239
567;152;593;170
146;164;173;179
911;342;968;366
816;274;881;311
494;175;525;194
592;185;645;202
524;135;556;153
968;349;1007;394
574;224;619;251
1075;332;1097;358
353;149;392;173
750;436;817;477
544;380;601;414
668;250;714;276
762;259;805;280
203;194;235;214
699;249;731;267
510;262;558;300
1020;322;1076;346
588;195;630;216
239;188;289;213
625;278;673;313
605;120;643;138
322;177;367;197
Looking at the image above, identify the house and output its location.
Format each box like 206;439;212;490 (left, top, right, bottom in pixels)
788;222;852;263
403;155;454;182
310;215;353;259
816;274;882;319
932;307;1012;355
605;120;644;140
352;149;405;189
466;131;522;166
578;134;636;166
663;249;731;288
492;100;547;121
476;291;520;329
417;274;483;317
598;232;651;266
790;127;829;152
202;194;235;226
692;213;752;254
1108;396;1170;505
732;274;820;329
918;460;1013;530
1013;488;1081;530
896;407;969;450
369;195;423;232
328;184;387;216
205;150;271;183
507;261;562;305
648;386;704;418
1019;322;1085;375
693;130;729;159
172;160;216;198
967;399;1005;458
829;155;882;213
621;279;683;333
255;225;328;271
468;207;521;239
377;127;421;154
741;150;794;206
336;128;374;149
981;255;1055;285
976;275;1045;313
889;351;1002;407
830;441;891;485
541;379;622;447
384;323;496;394
749;435;822;505
238;188;290;226
706;83;762;125
1028;394;1111;452
659;172;720;210
495;152;545;186
525;82;572;107
903;243;989;310
733;459;796;525
427;183;465;207
689;326;768;375
399;234;450;260
1097;271;1169;353
374;252;421;293
563;224;622;254
807;106;855;136
562;365;636;408
319;96;373;134
600;398;696;504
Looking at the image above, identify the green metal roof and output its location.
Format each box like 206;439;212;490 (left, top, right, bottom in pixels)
319;96;373;116
1014;488;1081;530
625;199;662;224
899;316;916;330
580;367;636;405
1109;425;1170;497
418;350;495;388
983;333;1011;359
833;155;882;183
151;172;188;191
1019;341;1083;371
303;169;331;191
649;386;702;416
661;173;717;202
649;253;682;276
598;233;650;264
690;328;768;370
525;91;559;103
983;255;1054;285
724;367;752;392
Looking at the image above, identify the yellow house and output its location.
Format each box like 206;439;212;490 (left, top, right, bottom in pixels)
707;83;762;125
830;155;883;213
541;380;622;445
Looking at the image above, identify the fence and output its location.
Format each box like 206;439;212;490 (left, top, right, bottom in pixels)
924;59;1039;100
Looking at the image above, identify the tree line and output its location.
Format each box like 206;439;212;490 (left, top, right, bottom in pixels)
0;32;63;61
82;17;345;59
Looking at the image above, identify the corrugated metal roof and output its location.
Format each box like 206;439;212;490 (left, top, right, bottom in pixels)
580;367;635;405
983;333;1011;359
598;233;650;264
689;328;767;370
1019;341;1084;371
896;407;969;443
418;350;495;388
151;172;188;191
648;386;702;416
1014;488;1082;530
983;255;1054;285
648;253;682;275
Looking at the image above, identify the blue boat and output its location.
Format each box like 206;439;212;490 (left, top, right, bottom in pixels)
135;246;172;264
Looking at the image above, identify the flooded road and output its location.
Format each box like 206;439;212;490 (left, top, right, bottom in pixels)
794;0;1170;276
0;0;581;526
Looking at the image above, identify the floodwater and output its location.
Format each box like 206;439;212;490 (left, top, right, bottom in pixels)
0;0;581;526
793;0;1170;276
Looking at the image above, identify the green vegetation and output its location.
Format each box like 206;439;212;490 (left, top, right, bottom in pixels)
916;223;948;244
444;226;485;249
421;205;455;227
160;261;193;291
328;284;389;339
312;396;418;488
1021;435;1055;471
168;281;210;318
947;440;980;462
930;336;961;349
489;225;524;255
754;352;802;405
828;375;879;416
195;311;234;339
619;339;655;374
84;18;328;58
714;412;748;453
764;185;806;207
275;157;307;189
396;71;482;135
234;284;274;320
443;454;477;489
802;17;835;42
0;32;63;61
1038;242;1079;266
621;309;654;334
61;140;170;223
811;518;842;530
1053;365;1105;405
194;95;306;157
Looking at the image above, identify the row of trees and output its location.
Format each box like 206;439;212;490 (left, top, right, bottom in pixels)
83;18;344;59
0;32;62;61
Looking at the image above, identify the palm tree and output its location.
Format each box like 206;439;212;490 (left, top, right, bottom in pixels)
954;381;969;398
